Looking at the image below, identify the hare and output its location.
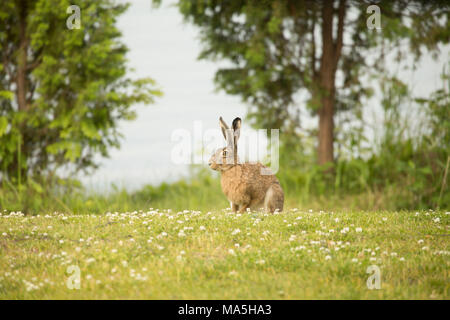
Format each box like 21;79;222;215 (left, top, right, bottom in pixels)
208;117;284;213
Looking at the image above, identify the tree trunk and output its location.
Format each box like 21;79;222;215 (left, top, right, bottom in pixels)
317;0;345;166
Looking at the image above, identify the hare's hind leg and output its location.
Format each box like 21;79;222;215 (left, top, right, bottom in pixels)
264;184;284;213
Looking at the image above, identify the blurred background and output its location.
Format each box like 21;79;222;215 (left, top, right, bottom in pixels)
0;0;449;213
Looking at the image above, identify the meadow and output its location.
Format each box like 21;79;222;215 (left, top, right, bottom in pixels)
1;207;448;299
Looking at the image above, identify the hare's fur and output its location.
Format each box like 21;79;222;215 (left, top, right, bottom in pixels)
208;117;284;213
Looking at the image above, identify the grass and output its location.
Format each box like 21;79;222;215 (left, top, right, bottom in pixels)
0;208;448;299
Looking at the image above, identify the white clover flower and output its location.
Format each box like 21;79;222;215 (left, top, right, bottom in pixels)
255;259;265;265
351;258;358;263
422;246;429;251
433;218;440;223
382;217;387;221
111;249;118;253
370;257;377;262
229;270;238;276
231;228;241;235
2;233;7;236
355;227;362;233
86;258;95;264
418;239;424;244
325;255;332;261
228;249;236;256
399;257;405;261
199;226;206;231
391;252;398;257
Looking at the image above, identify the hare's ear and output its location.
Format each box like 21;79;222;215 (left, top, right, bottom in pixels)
220;117;233;149
232;117;241;163
219;117;229;139
219;117;229;140
232;117;241;141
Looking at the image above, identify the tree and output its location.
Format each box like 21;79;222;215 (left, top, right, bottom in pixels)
172;0;449;166
0;0;161;182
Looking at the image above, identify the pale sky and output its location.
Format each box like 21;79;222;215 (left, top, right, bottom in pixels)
80;0;449;191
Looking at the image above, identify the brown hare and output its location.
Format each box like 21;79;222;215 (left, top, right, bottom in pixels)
208;117;284;213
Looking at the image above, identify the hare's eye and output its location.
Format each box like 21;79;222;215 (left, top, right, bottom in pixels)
223;150;227;156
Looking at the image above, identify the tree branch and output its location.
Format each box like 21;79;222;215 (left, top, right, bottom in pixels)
311;8;317;81
334;0;346;67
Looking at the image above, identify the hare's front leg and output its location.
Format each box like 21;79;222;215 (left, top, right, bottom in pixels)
238;203;250;213
231;203;239;212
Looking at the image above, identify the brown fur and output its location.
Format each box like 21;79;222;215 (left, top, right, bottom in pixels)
208;117;284;213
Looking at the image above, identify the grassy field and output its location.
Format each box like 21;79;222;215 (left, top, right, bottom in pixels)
0;208;448;299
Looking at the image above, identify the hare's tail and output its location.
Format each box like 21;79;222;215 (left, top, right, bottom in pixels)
263;182;284;213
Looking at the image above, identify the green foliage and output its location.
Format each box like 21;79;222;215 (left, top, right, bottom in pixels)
276;74;450;210
174;0;449;132
0;167;226;214
0;0;162;182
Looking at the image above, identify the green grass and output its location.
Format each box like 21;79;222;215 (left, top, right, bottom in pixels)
0;208;448;299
